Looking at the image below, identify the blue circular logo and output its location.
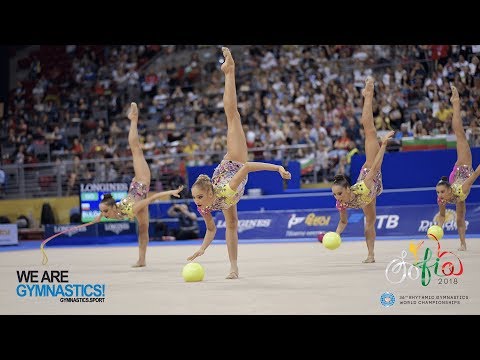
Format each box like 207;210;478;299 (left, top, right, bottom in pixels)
380;292;396;307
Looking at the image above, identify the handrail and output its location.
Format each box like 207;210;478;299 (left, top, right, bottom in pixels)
1;143;315;171
0;143;317;199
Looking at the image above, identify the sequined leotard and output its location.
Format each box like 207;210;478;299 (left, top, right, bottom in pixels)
115;179;149;220
438;164;474;205
197;160;248;216
336;168;383;211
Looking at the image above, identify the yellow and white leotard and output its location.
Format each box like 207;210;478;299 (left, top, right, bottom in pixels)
115;180;149;220
438;164;474;205
197;160;248;216
336;168;383;210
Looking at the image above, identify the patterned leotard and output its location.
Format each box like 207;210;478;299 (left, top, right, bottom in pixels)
336;168;383;211
438;164;474;205
115;179;149;220
197;160;248;217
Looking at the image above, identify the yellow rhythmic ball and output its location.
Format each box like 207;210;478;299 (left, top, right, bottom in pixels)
182;262;205;282
427;225;444;241
323;231;341;250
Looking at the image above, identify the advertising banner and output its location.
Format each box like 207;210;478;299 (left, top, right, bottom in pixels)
44;224;99;240
0;224;18;245
98;222;136;236
213;203;480;239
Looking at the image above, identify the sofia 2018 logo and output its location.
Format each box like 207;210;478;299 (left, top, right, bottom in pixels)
385;238;464;287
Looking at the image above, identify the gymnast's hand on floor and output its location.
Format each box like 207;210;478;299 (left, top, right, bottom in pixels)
187;249;205;261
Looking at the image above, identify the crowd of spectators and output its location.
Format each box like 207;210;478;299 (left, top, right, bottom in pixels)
2;45;480;196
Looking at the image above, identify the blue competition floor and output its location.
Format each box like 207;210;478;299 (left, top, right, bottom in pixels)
1;234;476;252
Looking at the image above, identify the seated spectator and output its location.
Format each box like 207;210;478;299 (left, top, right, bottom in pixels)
109;121;123;137
70;138;84;158
375;113;393;131
329;129;355;160
388;101;404;130
413;121;428;137
16;215;30;229
314;143;329;182
434;102;453;123
466;119;480;147
334;156;350;178
395;123;413;139
423;112;436;133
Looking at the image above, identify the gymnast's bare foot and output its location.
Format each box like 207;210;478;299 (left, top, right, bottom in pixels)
226;265;239;279
221;47;235;75
362;76;374;99
226;271;239;279
450;85;460;105
458;243;467;251
362;256;375;263
132;260;146;268
128;102;138;123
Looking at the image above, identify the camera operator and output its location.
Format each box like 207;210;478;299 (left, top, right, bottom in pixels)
167;203;200;240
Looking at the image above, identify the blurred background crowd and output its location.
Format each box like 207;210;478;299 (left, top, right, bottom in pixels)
1;45;480;199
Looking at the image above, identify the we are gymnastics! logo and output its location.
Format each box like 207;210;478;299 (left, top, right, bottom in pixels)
385;237;464;287
16;270;106;303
